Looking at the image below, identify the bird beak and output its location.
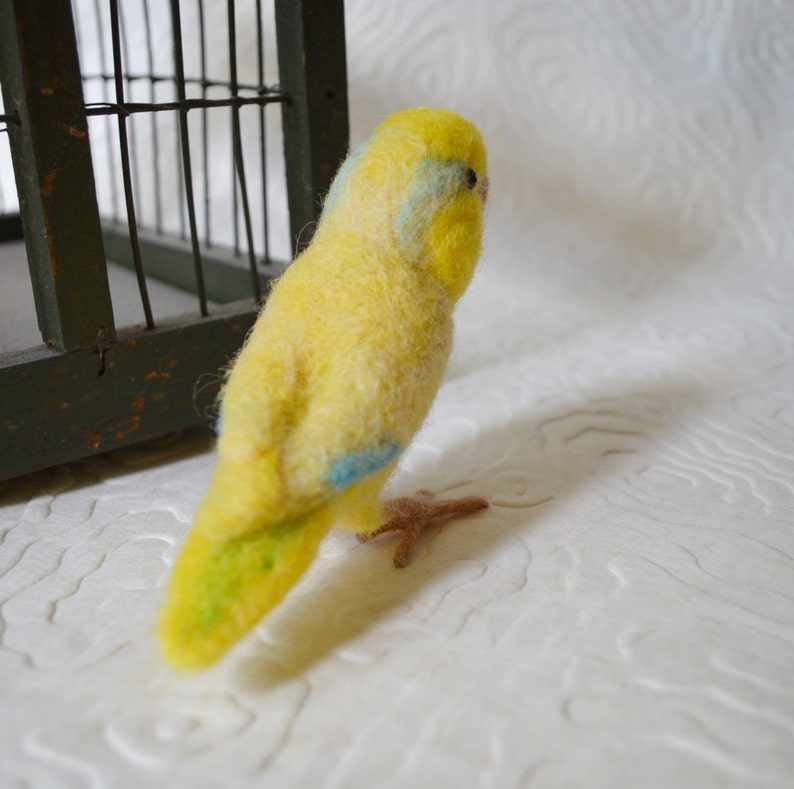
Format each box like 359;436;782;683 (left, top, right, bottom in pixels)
478;175;489;205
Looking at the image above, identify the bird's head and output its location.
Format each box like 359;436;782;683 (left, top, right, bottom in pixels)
317;107;488;303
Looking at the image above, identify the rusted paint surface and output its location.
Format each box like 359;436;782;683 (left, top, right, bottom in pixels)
0;303;259;480
40;169;56;196
144;361;176;383
56;121;86;139
81;428;102;450
2;330;297;476
116;396;145;440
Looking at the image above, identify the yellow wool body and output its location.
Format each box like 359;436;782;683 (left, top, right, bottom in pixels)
159;108;488;669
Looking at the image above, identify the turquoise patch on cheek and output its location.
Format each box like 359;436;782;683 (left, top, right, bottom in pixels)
394;158;467;252
328;442;402;491
322;141;368;217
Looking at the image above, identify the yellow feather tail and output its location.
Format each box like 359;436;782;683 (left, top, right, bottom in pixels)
159;504;332;670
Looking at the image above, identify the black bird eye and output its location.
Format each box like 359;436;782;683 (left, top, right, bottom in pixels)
465;167;478;190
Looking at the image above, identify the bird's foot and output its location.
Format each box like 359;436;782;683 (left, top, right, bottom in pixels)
357;490;488;568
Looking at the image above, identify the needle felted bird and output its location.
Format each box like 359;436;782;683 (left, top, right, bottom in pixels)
159;107;489;670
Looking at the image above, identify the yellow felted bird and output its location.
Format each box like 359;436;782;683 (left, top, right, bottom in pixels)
159;107;489;670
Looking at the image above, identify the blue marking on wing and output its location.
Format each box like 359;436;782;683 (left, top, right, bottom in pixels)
328;441;402;491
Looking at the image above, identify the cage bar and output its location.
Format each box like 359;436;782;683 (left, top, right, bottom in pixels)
0;0;116;350
275;0;349;255
109;0;155;329
170;0;209;315
227;0;262;301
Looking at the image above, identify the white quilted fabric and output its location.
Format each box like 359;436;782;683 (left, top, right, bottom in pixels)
1;1;793;786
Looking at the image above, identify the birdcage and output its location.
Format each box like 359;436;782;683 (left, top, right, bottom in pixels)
0;0;348;481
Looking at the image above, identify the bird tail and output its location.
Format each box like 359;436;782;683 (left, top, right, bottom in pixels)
159;502;333;670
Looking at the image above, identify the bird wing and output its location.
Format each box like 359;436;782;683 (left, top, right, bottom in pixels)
210;256;452;539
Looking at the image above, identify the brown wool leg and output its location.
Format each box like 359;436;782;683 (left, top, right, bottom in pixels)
357;490;489;568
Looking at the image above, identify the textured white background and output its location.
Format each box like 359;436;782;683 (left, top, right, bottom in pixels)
2;1;794;787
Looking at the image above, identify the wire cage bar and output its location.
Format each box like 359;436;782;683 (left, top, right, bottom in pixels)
0;0;348;481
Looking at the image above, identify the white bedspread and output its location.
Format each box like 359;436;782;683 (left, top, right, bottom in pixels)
1;2;793;786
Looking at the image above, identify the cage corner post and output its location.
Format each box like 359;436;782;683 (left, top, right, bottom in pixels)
275;0;349;257
0;0;115;352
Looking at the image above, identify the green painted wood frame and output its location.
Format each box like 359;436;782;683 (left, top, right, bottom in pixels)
0;0;349;481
